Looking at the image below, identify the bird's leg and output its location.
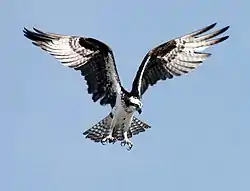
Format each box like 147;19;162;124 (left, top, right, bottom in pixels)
101;117;117;145
120;132;133;151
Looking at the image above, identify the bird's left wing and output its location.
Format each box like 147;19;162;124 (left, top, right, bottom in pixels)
131;23;229;97
23;28;122;108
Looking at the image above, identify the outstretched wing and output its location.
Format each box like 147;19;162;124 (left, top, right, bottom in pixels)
23;28;122;107
131;23;230;97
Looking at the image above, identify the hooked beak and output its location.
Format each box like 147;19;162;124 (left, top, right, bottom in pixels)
137;108;142;114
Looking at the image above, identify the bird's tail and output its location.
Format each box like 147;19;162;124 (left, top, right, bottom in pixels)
83;114;151;143
83;113;113;143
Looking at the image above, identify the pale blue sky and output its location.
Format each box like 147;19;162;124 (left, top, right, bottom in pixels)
3;0;249;191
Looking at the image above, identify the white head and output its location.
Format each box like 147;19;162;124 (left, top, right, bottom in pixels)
129;96;143;114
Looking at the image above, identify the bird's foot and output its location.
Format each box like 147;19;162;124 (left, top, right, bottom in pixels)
120;139;133;151
101;135;116;145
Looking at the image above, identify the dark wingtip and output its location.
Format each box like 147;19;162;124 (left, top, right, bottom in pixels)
210;22;217;28
23;27;31;39
220;26;230;33
22;26;53;42
23;27;30;35
224;25;230;30
213;35;229;45
206;22;217;30
221;35;229;42
23;27;37;41
190;22;218;37
33;27;44;34
23;27;27;32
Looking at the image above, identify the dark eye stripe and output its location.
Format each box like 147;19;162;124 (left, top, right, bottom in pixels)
131;103;139;107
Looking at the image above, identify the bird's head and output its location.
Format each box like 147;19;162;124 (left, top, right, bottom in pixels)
128;96;143;114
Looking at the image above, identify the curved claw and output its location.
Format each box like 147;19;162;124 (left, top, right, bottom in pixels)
121;141;126;147
110;139;116;144
120;140;133;151
101;139;108;145
101;135;116;145
127;143;133;151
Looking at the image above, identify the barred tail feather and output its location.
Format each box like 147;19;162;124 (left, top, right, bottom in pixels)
83;113;113;142
130;116;151;136
113;116;151;141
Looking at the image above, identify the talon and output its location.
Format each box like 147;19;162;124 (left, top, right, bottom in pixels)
121;141;126;147
108;137;116;144
101;135;116;145
101;138;108;145
120;140;133;151
127;143;133;151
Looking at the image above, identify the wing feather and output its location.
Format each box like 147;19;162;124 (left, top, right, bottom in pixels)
23;27;121;107
131;23;229;97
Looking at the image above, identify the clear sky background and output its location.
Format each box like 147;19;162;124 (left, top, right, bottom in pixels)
3;0;249;191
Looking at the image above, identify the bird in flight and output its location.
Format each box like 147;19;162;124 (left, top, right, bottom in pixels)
23;23;229;150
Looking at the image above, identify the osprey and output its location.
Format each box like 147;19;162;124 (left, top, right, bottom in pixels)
23;23;229;150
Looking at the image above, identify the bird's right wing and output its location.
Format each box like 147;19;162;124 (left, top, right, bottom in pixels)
23;28;122;108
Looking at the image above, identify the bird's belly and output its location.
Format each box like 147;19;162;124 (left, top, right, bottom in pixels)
112;106;134;131
111;95;135;131
116;107;133;122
